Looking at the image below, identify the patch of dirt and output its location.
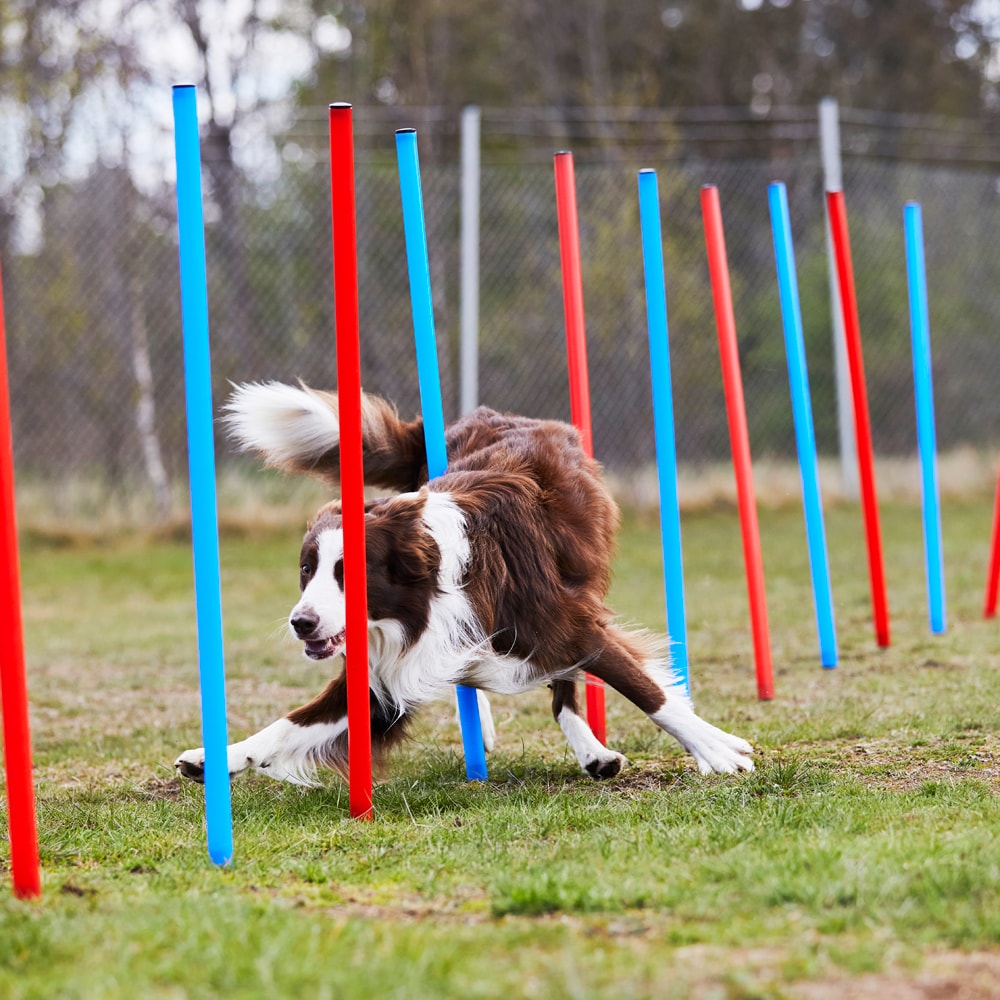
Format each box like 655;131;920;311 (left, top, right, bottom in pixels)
598;762;689;793
792;950;1000;1000
773;736;1000;792
59;882;97;897
627;943;1000;999
542;735;1000;796
302;885;492;925
320;897;492;924
136;776;184;801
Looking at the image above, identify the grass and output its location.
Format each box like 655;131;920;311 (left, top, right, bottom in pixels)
1;496;999;998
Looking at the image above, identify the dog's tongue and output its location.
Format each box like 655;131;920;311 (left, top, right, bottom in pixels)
304;639;333;659
303;630;346;661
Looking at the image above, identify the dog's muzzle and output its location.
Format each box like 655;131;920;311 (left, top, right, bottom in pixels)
302;631;346;660
291;610;346;660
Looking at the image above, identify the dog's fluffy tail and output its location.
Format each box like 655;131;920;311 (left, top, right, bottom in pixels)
223;381;427;491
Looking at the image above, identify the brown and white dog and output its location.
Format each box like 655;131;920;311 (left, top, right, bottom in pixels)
175;382;753;786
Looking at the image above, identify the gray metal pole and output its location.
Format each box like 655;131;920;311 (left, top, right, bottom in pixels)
820;96;859;499
460;105;481;415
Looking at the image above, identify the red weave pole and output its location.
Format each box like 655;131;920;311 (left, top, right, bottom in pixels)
700;186;775;701
553;151;605;743
329;104;372;820
0;262;42;898
984;456;1000;618
826;191;891;648
553;152;594;458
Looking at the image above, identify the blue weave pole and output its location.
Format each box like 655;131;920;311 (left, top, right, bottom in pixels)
395;128;487;781
172;84;234;864
767;182;838;667
637;170;690;696
904;202;946;634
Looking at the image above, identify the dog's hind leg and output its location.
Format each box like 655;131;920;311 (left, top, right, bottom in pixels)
550;679;626;779
583;627;754;775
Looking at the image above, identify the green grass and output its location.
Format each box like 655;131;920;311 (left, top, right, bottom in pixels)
2;498;999;998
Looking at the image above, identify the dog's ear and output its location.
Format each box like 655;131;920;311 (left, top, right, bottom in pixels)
306;499;342;533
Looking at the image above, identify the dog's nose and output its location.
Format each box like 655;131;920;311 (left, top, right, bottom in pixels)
290;610;320;639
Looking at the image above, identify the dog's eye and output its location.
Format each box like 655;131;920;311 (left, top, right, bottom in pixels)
300;564;312;578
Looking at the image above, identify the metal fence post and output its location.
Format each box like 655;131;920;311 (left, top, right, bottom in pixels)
460;105;481;416
820;97;859;499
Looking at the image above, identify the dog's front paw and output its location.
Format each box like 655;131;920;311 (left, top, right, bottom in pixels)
689;730;755;775
584;749;627;780
175;748;206;783
651;701;755;776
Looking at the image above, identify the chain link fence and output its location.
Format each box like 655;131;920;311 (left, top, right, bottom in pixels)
4;106;1000;521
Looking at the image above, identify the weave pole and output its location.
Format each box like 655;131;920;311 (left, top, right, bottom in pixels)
0;263;41;899
985;458;1000;618
700;185;775;701
826;190;891;648
553;150;606;742
395;128;487;782
329;104;373;818
172;84;234;865
904;202;946;635
636;170;689;696
768;182;838;668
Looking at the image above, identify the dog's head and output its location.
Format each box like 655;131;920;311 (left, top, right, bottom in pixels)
289;493;442;660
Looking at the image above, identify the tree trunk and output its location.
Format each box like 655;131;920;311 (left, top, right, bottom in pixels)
128;271;172;520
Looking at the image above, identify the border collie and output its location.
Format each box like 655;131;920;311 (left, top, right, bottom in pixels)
175;382;753;786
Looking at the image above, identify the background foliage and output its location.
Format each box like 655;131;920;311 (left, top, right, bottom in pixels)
2;0;1000;518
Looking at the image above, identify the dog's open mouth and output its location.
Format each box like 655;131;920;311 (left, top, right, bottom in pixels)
303;629;346;661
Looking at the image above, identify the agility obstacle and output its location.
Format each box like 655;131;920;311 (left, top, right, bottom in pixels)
986;458;1000;619
0;262;41;900
636;169;690;696
329;104;374;817
395;127;488;783
155;106;998;847
701;185;775;701
768;182;838;669
903;203;946;635
172;84;234;866
553;150;607;742
826;190;891;649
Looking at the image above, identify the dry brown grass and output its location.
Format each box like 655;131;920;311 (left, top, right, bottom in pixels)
610;446;999;511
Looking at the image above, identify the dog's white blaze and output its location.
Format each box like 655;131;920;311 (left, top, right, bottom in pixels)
369;492;481;710
290;527;346;643
224;382;340;467
422;491;545;695
364;491;537;712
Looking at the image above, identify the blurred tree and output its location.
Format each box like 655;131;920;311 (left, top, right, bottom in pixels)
0;0;128;257
297;0;996;147
172;0;317;368
6;0;1000;502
